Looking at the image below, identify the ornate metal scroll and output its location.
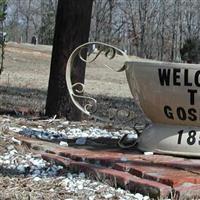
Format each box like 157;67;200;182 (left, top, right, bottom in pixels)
66;42;129;118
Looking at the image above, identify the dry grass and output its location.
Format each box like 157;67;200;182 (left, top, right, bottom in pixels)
2;42;132;96
0;42;139;119
0;42;51;114
0;177;78;200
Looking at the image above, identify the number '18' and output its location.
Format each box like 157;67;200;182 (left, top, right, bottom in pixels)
177;130;197;145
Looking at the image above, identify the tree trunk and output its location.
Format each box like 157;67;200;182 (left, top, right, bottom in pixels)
25;0;32;43
171;0;177;61
45;0;93;120
160;0;166;61
138;0;147;58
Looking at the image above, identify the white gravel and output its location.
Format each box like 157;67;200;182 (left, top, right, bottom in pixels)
1;144;62;177
0;142;150;200
1;118;150;199
9;124;137;141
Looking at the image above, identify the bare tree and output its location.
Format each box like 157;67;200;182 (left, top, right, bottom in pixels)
5;0;200;62
39;0;57;44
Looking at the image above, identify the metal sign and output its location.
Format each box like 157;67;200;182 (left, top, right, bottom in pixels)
66;42;200;156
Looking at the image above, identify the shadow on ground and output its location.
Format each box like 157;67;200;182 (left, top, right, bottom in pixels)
0;85;148;127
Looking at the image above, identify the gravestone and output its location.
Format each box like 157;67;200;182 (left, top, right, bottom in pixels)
31;36;37;45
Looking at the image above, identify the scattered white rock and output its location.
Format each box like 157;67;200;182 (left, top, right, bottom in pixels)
120;156;128;162
2;118;11;123
75;137;87;145
9;127;22;133
62;121;69;125
88;196;95;200
17;165;25;173
33;177;41;181
79;172;85;178
61;178;70;187
103;193;113;199
59;141;68;147
3;160;10;165
143;196;150;200
77;184;84;190
7;145;15;150
4;155;10;160
67;173;73;180
144;152;154;156
9;149;18;155
135;193;144;200
11;137;21;145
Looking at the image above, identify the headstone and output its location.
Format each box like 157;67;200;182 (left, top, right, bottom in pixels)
31;36;37;45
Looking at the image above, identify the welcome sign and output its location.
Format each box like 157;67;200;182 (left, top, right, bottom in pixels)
125;61;200;154
66;42;200;155
125;61;200;127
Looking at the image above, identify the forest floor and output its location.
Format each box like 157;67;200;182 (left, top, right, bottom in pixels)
0;42;147;199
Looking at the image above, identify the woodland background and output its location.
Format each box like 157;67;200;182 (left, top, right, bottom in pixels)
5;0;200;62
